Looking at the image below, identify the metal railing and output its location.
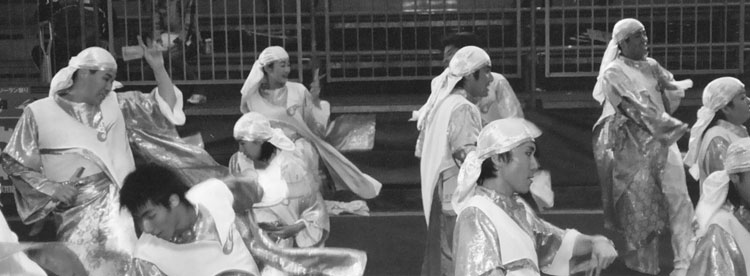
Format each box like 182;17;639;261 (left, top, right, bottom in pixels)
323;0;525;81
544;0;746;77
0;0;747;86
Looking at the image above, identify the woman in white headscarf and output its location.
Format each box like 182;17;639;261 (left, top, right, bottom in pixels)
453;118;617;276
684;77;749;186
229;112;329;252
687;137;750;276
239;46;381;200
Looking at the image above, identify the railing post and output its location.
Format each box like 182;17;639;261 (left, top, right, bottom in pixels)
740;0;745;75
526;0;539;110
297;0;304;82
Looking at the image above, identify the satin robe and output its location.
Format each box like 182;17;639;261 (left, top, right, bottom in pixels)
453;186;579;276
592;56;692;274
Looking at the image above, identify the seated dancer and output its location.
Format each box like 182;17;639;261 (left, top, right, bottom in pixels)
229;112;329;249
684;77;749;186
687;137;750;275
121;164;366;276
453;118;618;276
239;46;381;199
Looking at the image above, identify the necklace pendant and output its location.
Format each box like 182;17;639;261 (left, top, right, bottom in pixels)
97;131;107;141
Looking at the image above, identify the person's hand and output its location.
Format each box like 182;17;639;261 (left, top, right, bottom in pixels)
138;35;167;69
587;236;618;276
309;68;325;106
222;173;262;213
264;222;305;241
50;182;77;205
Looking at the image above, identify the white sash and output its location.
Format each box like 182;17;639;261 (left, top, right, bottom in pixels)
420;94;479;224
463;195;539;276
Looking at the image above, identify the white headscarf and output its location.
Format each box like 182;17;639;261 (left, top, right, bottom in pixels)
452;118;542;211
592;18;645;104
694;137;750;237
415;46;490;130
684;77;746;179
48;46;123;97
239;46;289;113
233;112;295;151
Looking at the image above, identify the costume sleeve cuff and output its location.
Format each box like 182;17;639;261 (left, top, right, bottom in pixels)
542;229;581;275
153;85;186;126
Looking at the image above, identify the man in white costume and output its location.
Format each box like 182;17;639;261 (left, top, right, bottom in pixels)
684;77;750;186
1;36;184;275
687;137;750;276
591;18;694;275
122;164;367;276
416;45;493;276
452;118;618;276
414;32;523;131
239;46;381;200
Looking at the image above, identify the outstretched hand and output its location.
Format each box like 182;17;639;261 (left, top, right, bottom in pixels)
586;236;618;276
138;35;167;69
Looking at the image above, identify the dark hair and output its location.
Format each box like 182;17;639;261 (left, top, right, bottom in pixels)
442;32;482;49
120;164;191;215
454;70;483;89
728;172;745;207
701;108;730;139
476;152;512;186
258;141;278;163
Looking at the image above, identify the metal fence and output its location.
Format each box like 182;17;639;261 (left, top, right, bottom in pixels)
544;0;746;77
0;0;747;86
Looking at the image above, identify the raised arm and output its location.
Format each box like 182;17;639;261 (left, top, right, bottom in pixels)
139;35;177;109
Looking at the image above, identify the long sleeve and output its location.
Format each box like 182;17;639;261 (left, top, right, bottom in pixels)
118;88;229;185
300;87;330;138
652;61;684;114
447;104;482;162
703;136;730;179
602;66;687;146
280;153;330;248
528;212;580;275
130;258;168;276
294;192;330;248
453;206;506;276
1;109;61;224
687;224;747;276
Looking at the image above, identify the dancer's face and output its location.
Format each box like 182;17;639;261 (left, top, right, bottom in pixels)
497;141;539;194
464;66;493;99
619;28;649;60
74;69;116;105
238;139;263;161
264;59;291;88
721;89;750;125
135;195;183;241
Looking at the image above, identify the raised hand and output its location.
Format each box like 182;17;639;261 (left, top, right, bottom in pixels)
138;35;167;69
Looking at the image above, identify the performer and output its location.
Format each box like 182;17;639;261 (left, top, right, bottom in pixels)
687;137;750;276
239;46;381;199
592;18;694;275
1;37;186;274
453;118;618;276
228;112;329;249
413;31;523;132
122;164;367;276
684;77;749;186
416;45;493;276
